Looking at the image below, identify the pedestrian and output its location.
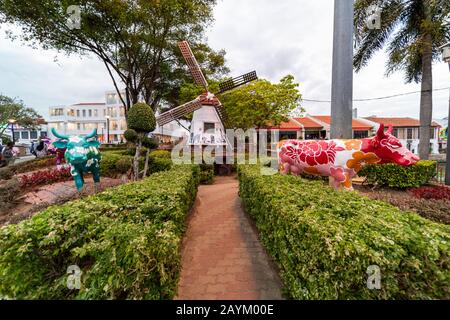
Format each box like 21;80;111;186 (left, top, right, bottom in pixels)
1;142;15;166
35;140;48;158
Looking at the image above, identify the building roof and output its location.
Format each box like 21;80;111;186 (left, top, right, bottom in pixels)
294;116;322;128
310;115;373;130
366;117;441;127
72;103;106;106
269;118;303;130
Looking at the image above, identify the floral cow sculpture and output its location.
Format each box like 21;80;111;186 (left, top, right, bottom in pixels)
51;128;102;191
277;124;420;189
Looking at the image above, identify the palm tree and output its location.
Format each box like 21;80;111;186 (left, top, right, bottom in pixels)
353;0;449;159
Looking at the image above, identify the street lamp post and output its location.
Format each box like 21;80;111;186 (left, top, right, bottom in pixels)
8;119;16;143
330;0;354;139
105;116;110;144
439;42;450;185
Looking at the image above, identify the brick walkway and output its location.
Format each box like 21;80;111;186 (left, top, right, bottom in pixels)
176;176;284;300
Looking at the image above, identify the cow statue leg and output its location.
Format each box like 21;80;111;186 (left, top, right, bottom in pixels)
92;168;100;193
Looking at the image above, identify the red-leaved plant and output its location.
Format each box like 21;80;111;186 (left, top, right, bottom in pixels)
409;185;450;200
20;167;71;188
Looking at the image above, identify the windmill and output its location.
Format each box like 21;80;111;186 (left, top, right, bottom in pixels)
156;41;258;146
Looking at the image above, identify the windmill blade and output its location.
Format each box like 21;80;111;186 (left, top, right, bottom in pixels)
178;41;209;90
218;71;258;94
156;99;203;127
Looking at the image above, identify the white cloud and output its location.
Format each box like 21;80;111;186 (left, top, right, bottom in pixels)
0;1;448;120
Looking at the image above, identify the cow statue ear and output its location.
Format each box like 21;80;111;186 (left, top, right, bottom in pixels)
53;141;68;149
87;140;100;148
376;124;386;140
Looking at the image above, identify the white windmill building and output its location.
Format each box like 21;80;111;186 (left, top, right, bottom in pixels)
156;41;258;146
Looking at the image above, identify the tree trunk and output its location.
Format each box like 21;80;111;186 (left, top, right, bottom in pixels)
133;139;142;181
418;33;433;160
143;149;150;178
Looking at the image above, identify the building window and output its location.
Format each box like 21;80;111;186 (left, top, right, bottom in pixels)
305;131;320;139
353;130;369;139
430;128;435;139
93;109;98;117
82;110;86;117
393;128;398;137
51;108;64;116
21;131;29;140
106;94;116;105
77;110;80;117
13;132;20;141
30;131;38;139
203;122;215;132
67;109;75;116
40;131;47;138
407;128;413;140
89;109;92;117
77;123;81;130
120;107;125;117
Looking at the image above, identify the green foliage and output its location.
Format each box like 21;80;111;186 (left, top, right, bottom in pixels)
220;75;302;130
150;150;171;159
115;158;132;175
199;164;214;184
7;156;54;174
142;136;159;150
127;103;156;134
123;129;138;143
0;94;42;135
238;165;450;299
358;160;437;188
353;0;449;82
0;165;200;299
149;158;173;174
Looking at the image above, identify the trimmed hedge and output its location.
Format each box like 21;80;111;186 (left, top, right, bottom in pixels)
0;165;199;299
358;160;436;188
150;150;171;159
238;165;450;299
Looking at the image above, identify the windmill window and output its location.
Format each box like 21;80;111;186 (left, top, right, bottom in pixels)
204;122;215;132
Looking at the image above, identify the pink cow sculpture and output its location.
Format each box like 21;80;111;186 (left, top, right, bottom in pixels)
277;124;420;189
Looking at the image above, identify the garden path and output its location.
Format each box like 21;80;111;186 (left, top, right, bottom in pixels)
176;176;284;300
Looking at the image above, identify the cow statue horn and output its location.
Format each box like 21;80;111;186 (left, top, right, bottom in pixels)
84;128;98;140
51;128;70;140
376;123;386;140
386;125;394;135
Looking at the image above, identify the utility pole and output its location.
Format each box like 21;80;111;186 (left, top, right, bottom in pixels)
440;42;450;185
330;0;354;139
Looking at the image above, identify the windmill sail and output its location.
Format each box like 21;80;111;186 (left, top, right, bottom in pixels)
178;41;209;90
218;71;258;94
156;99;203;127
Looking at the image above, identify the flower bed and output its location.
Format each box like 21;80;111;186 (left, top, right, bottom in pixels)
238;165;450;299
0;165;199;299
409;185;450;200
19;167;71;188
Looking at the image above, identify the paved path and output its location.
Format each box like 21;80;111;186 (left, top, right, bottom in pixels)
176;176;284;300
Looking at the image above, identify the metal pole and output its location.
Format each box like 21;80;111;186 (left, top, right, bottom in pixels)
107;118;110;144
445;69;450;185
10;123;15;143
330;0;354;139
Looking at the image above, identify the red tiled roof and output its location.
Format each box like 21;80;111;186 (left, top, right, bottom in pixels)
294;117;322;128
366;117;441;127
270;118;303;130
311;115;373;129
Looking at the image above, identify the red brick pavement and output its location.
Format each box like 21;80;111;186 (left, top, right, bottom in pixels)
176;176;284;300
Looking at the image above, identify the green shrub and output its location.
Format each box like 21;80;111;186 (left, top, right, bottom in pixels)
127;103;156;134
150;150;171;159
115;158;132;174
199;164;214;184
8;156;55;174
124;129;138;143
0;165;200;299
149;158;172;174
358;160;437;188
0;167;13;180
238;165;450;299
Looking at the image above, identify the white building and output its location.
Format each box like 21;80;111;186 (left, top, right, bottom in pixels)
48;91;127;143
47;90;190;144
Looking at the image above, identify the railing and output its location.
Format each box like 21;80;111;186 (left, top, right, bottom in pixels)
434;161;446;184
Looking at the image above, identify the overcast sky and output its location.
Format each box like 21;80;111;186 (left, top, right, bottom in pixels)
0;0;448;120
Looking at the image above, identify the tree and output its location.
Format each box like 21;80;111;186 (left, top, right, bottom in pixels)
353;0;450;159
0;94;42;136
127;103;156;180
220;75;302;130
0;0;228;114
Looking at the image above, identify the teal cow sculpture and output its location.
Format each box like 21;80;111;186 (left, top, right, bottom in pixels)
51;128;102;191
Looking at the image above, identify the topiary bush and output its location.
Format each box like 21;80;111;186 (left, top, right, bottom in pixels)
124;129;138;143
358;160;437;188
115;158;132;175
0;165;200;299
150;150;171;159
149;158;172;174
238;165;450;299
